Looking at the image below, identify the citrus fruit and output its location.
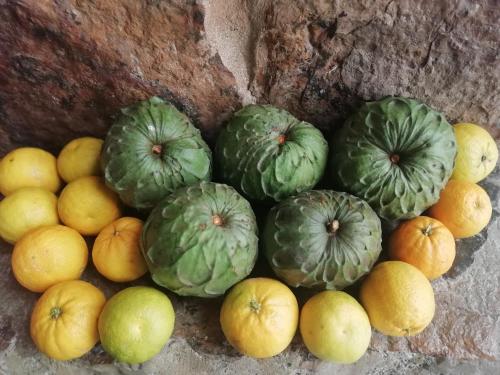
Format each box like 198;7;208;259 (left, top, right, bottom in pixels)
220;277;299;358
98;286;175;364
92;217;147;282
12;225;88;292
360;261;435;336
452;123;498;183
388;216;456;280
300;291;371;363
0;147;61;195
58;176;122;236
0;187;59;244
57;137;104;182
428;179;492;238
31;280;106;360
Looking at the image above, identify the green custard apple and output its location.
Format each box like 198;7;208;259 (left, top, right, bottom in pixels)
215;104;328;202
264;190;382;290
330;96;456;221
102;97;212;210
141;182;258;297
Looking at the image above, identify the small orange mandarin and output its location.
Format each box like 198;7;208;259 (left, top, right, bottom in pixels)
428;179;492;238
388;216;455;280
30;280;106;360
220;277;298;358
92;217;147;282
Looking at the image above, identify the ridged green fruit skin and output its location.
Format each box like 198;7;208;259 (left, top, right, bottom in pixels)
330;97;456;221
264;190;382;290
102;97;212;210
215;105;328;202
141;182;258;297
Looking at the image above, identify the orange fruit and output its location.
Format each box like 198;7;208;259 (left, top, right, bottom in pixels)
220;277;298;358
31;280;106;360
388;216;456;280
57;137;104;182
12;225;88;292
92;217;147;282
0;187;59;244
300;291;371;364
452;123;498;183
0;147;61;195
360;261;435;336
58;176;122;236
428;179;492;238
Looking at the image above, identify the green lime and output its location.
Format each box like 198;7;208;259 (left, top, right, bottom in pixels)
98;286;175;364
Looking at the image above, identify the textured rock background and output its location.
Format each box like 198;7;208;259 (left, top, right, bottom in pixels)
0;0;498;155
0;0;499;373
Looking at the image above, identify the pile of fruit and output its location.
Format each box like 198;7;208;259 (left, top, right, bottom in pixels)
0;96;497;364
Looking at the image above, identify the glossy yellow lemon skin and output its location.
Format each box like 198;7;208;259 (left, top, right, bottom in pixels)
220;277;299;358
58;176;122;236
452;123;498;183
30;280;106;360
0;187;59;244
300;291;371;364
57;137;104;183
0;147;61;196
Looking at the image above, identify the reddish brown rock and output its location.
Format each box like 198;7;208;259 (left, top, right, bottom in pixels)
0;0;241;154
2;0;498;158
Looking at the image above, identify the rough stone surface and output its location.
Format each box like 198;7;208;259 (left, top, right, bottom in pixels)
0;0;499;156
0;0;241;153
245;0;500;137
0;0;500;373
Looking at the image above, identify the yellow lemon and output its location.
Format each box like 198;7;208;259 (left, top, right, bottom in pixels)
58;176;121;236
0;187;59;244
220;277;298;358
360;261;435;336
57;137;104;183
12;225;88;292
0;147;61;195
300;291;371;363
92;217;147;282
452;123;498;183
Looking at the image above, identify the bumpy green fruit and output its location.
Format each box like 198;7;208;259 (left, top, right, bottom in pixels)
330;97;456;221
215;105;328;202
141;182;258;297
264;190;382;290
102;97;212;210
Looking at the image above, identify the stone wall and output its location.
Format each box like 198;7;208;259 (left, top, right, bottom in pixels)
0;0;498;156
